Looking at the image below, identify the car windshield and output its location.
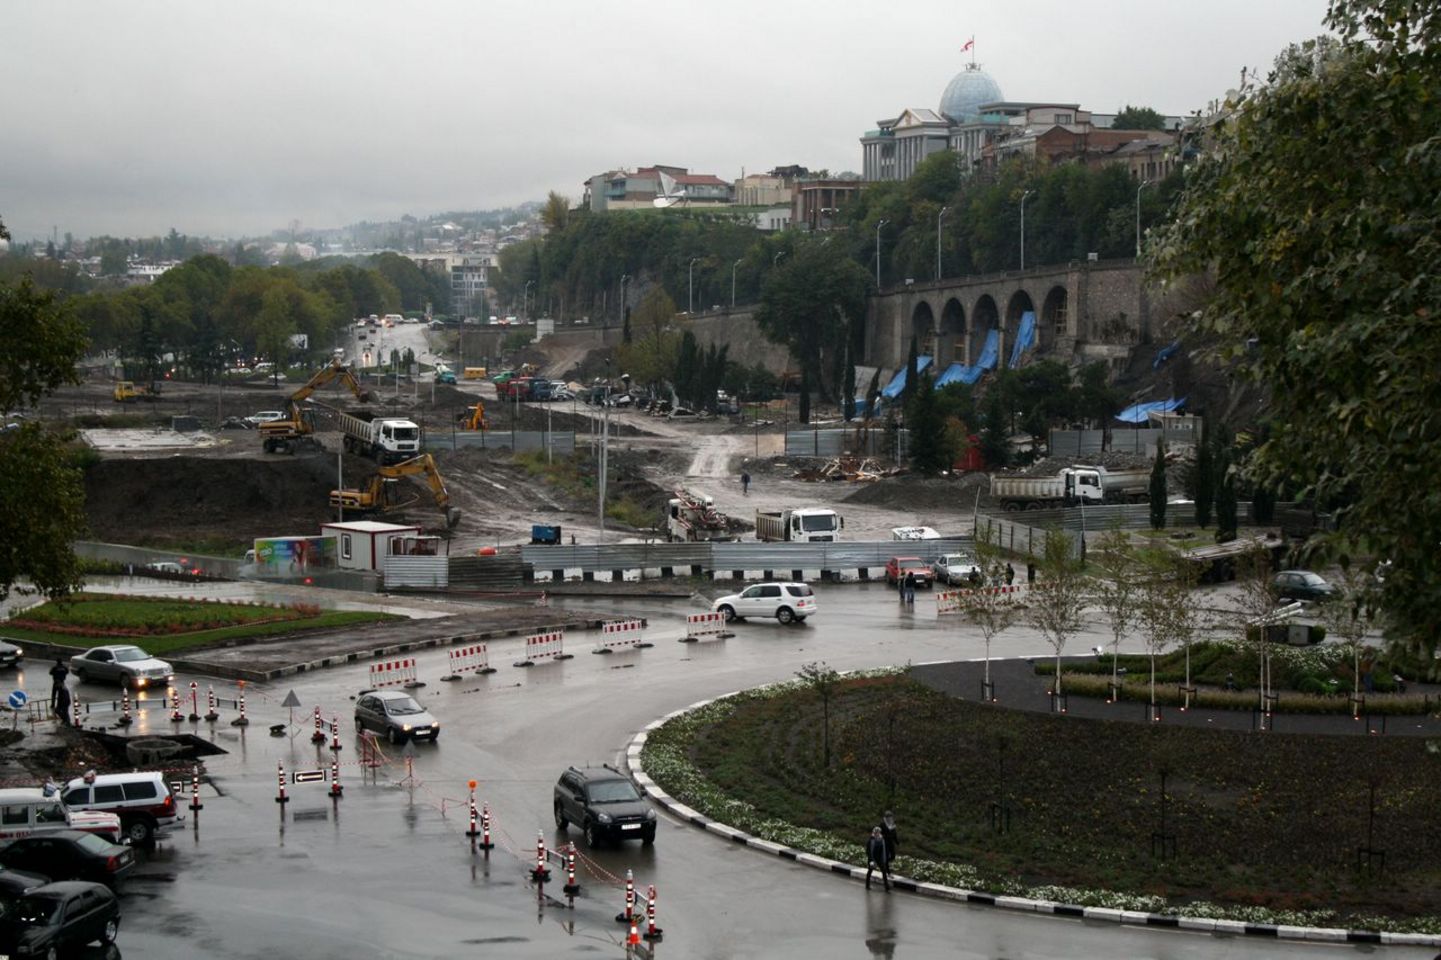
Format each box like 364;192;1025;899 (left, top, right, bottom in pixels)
896;558;922;567
1300;573;1327;586
73;833;112;854
383;697;424;715
799;514;836;532
589;779;641;803
13;897;59;925
113;648;151;663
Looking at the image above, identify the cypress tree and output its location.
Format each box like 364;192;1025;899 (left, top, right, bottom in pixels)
906;373;948;474
1149;441;1168;530
1193;423;1214;528
980;389;1009;470
904;335;919;402
843;362;857;422
1215;431;1238;540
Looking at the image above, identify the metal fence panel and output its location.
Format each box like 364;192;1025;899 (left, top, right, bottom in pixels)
784;428;908;459
427;431;576;454
384;556;449;589
520;538;973;574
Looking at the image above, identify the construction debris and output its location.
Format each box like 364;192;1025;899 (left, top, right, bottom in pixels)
791;457;901;483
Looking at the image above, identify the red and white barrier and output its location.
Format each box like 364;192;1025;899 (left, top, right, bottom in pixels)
512;630;572;667
936;583;1025;614
680;611;732;643
445;643;496;679
594;618;651;654
369;657;418;688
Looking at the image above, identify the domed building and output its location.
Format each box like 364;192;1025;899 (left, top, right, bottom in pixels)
861;60;1011;183
939;63;1004;124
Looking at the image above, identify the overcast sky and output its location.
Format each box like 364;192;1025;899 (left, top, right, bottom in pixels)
1;0;1331;242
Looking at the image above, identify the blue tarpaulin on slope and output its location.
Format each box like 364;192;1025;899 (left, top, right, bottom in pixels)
934;329;1000;387
1114;397;1186;423
1008;311;1037;369
881;355;933;398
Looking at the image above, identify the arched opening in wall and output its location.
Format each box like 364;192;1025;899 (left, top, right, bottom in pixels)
910;301;936;359
970;295;1000;363
1004;290;1037;368
938;298;965;366
1040;285;1068;353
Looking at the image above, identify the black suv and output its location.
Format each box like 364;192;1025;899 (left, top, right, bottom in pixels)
553;765;657;847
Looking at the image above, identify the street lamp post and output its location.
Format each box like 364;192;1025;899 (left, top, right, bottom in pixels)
936;206;949;281
875;219;888;287
731;258;743;308
598;358;612;543
1135;180;1153;258
687;258;699;314
619;274;629;328
1019;191;1033;272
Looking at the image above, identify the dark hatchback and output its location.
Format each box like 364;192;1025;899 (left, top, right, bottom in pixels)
0;831;135;887
1272;569;1337;602
553;765;657;847
0;881;120;958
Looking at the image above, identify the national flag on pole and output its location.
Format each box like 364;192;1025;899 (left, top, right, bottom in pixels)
961;37;974;52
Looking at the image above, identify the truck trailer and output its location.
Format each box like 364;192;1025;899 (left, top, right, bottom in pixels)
336;410;422;464
666;490;732;542
754;507;844;542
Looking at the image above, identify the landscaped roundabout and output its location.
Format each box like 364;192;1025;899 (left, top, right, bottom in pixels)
634;662;1441;942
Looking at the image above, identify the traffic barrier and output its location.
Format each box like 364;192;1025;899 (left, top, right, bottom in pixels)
444;643;497;680
512;631;572;667
563;844;580;895
118;690;132;727
232;680;249;727
369;658;419;688
680;611;732;643
275;762;288;805
465;781;479;838
329;758;343;798
615;869;636;923
643;884;662;941
593;618;652;654
70;696;80;728
205;685;219;722
187;681;200;721
936;583;1025;614
310;706;326;744
330;715;342;752
169;687;183;723
479;803;494;850
189;764;203;813
531;832;551;882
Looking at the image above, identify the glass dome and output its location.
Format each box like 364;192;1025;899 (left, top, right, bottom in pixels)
939;65;1003;123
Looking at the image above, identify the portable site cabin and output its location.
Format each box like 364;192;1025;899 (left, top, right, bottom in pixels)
320;520;422;572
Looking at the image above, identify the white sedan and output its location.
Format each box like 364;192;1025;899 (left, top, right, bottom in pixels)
70;645;174;689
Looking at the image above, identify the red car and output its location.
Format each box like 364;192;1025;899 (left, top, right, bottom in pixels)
885;556;932;588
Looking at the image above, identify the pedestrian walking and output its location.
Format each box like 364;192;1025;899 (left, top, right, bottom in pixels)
865;827;890;891
1026;561;1036;584
49;658;68;710
741;471;751;496
903;571;916;605
880;810;900;868
1005;562;1015;586
54;684;72;726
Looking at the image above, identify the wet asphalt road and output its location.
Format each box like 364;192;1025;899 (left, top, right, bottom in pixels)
67;583;1432;960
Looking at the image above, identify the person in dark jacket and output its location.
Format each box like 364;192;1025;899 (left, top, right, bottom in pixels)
865;826;890;891
880;810;899;867
49;658;68;710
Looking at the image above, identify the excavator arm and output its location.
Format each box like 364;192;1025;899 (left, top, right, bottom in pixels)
260;359;374;453
329;453;461;528
291;359;374;406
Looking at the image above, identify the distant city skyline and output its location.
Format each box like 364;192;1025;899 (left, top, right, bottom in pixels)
0;0;1331;241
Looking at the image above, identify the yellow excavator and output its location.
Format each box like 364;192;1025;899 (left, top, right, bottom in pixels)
260;359;374;454
458;402;487;431
329;453;461;528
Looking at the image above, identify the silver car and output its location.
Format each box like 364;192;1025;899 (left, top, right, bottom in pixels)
354;689;440;744
69;645;174;689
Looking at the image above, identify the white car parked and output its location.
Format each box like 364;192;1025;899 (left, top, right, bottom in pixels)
932;553;983;586
712;582;816;624
244;410;286;426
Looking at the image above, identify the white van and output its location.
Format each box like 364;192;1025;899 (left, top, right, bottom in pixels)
0;788;123;844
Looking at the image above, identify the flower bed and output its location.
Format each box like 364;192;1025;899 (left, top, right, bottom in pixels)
12;593;312;637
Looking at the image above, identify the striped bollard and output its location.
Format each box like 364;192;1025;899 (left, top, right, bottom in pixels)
465;781;479;838
275;762;288;804
330;715;342;752
118;689;132;726
189;764;203;812
642;884;663;941
310;706;325;744
562;843;579;896
170;687;183;723
205;685;218;722
329;758;343;798
71;696;81;729
188;680;200;721
615;869;635;923
232;680;249;727
479;804;494;851
531;832;550;882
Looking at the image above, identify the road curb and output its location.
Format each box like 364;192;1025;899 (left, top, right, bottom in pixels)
624;688;1441;948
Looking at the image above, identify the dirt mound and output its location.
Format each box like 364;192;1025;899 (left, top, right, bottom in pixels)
83;456;338;549
842;473;987;511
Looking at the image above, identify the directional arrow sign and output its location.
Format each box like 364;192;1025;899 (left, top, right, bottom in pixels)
292;769;327;784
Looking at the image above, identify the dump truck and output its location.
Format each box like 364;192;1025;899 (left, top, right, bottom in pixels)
112;381;159;403
755;507;843;542
336;409;422;464
666;489;733;542
259;359;373;455
991;465;1151;510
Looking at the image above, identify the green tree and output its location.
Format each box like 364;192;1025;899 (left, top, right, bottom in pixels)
1112;104;1168;130
1026;528;1087;697
1151;4;1441;659
541;191;571;234
905;373;950;474
1149;441;1167;530
903;335;918;403
795;661;840;768
0;266;89;600
1193;427;1214;528
842;360;857;422
980;389;1009;469
754;238;869;399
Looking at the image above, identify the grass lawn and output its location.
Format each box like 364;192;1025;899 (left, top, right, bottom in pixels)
643;673;1441;930
3;593;399;655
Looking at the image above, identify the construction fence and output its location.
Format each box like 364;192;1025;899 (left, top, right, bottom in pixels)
784;427;910;460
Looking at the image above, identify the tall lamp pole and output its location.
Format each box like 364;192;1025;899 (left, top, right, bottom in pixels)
1019;190;1033;272
936;206;949;281
687;258;699;314
619;274;629;328
731;258;743;308
875;219;888;287
598;358;611;543
1135;180;1153;258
